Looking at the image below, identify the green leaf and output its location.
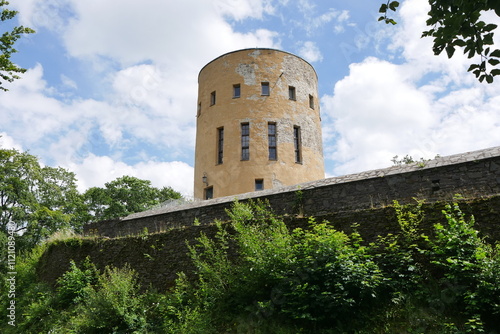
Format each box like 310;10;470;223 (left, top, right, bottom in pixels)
467;64;479;72
453;39;467;47
445;45;455;58
483;33;494;45
389;1;400;11
491;69;500;76
483;24;497;32
490;49;500;57
488;58;500;66
379;3;388;13
485;75;493;83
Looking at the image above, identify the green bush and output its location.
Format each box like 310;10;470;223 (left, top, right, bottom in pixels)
55;257;97;306
2;199;499;333
67;265;147;333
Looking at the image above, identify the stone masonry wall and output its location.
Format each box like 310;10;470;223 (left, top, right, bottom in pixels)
39;146;500;291
84;146;500;238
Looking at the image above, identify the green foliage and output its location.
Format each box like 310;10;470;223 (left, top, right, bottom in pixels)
67;265;147;333
379;0;500;83
277;221;384;328
2;199;499;333
0;0;35;91
0;149;83;251
0;147;183;255
83;175;182;221
55;257;97;307
172;199;500;333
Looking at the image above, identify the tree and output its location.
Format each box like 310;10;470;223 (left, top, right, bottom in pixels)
0;148;82;250
0;0;35;91
379;0;500;83
83;175;182;222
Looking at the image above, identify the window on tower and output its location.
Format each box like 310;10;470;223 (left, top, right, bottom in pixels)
255;179;264;191
241;123;250;161
217;127;224;164
233;84;240;98
261;82;270;96
309;94;314;109
205;186;213;200
289;86;296;100
294;125;302;163
268;122;277;160
210;91;216;106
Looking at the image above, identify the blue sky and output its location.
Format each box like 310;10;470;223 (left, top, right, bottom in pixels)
1;0;500;197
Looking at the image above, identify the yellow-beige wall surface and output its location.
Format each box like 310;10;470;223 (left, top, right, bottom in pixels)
194;48;325;199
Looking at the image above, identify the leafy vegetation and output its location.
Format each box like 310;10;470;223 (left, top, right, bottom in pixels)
82;175;181;223
0;0;35;91
379;0;500;82
0;147;182;256
2;199;499;333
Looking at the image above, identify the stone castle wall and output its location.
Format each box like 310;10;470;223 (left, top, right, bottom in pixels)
84;146;500;238
39;146;500;291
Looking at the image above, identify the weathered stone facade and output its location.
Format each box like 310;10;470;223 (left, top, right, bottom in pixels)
194;48;325;199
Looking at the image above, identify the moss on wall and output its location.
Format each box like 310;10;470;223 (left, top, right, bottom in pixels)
37;195;500;291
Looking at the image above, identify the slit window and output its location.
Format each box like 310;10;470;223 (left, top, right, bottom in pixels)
309;94;314;109
255;179;264;191
268;122;277;160
241;123;250;161
294;126;302;163
217;127;224;164
210;91;216;106
233;84;240;98
289;86;296;100
261;82;270;96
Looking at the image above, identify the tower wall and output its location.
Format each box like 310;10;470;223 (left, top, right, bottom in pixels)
194;48;325;199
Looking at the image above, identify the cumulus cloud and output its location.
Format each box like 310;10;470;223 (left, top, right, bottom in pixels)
297;41;323;62
67;154;194;196
322;0;500;176
0;133;24;151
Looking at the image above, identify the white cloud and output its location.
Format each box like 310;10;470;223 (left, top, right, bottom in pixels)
322;0;500;176
297;41;323;62
0;133;24;151
67;154;194;196
56;0;278;67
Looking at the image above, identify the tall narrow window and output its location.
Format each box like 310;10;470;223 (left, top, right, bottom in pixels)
289;86;296;100
255;179;264;191
217;127;224;164
205;186;213;200
233;84;240;98
210;91;216;106
241;123;250;161
268;122;277;160
294;126;302;163
197;102;201;117
309;94;314;109
261;82;270;96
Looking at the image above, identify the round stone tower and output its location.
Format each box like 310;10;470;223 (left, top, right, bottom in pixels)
194;48;324;200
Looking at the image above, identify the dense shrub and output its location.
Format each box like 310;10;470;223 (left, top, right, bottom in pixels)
2;199;499;333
